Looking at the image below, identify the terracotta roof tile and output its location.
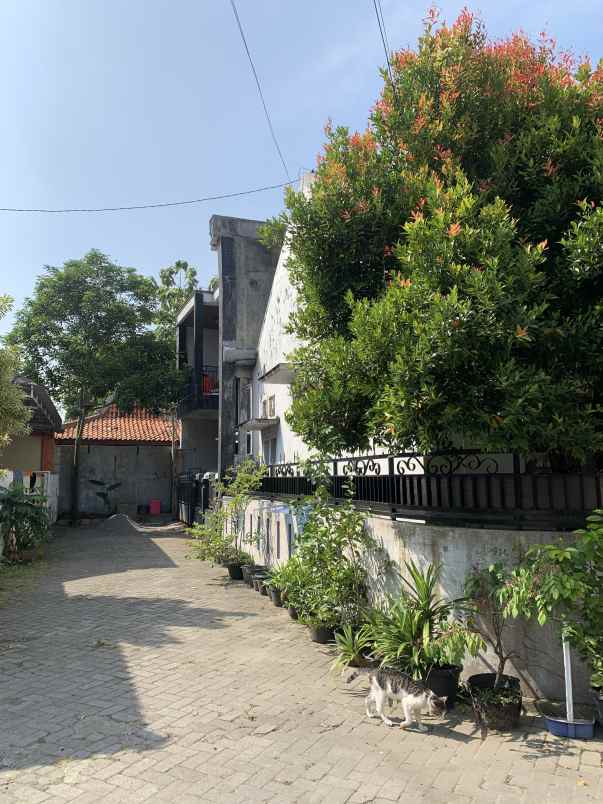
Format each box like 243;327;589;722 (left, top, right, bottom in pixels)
55;404;177;445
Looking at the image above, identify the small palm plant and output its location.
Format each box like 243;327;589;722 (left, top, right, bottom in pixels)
331;623;374;674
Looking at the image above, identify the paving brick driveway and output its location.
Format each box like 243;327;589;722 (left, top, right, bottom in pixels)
0;517;601;803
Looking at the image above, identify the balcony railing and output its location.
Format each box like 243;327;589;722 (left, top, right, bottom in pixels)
177;366;219;417
256;451;603;531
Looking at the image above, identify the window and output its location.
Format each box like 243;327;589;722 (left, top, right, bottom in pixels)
268;395;276;418
266;517;271;557
262;398;268;418
246;432;253;455
276;520;280;559
287;522;294;556
256;516;261;551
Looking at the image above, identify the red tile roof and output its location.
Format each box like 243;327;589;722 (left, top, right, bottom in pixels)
55;404;177;445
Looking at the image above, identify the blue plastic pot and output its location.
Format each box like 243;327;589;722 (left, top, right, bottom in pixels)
541;711;595;739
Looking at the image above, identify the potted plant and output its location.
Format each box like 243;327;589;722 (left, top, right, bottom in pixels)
265;564;287;606
501;511;603;739
332;623;376;673
188;459;266;581
369;561;483;708
464;564;522;732
0;483;50;562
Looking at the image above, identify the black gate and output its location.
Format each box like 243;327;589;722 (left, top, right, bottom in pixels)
177;471;211;526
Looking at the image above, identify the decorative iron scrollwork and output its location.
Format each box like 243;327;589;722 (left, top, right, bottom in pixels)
396;456;425;475
425;453;500;475
341;458;381;476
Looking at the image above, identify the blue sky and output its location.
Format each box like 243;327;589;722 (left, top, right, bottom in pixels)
0;0;601;335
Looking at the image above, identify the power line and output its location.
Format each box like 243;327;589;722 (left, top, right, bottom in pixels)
229;0;291;182
372;0;398;103
0;180;294;214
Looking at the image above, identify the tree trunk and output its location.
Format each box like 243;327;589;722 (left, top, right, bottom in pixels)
70;397;87;525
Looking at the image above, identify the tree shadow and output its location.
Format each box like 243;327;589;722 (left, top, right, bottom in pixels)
0;517;256;773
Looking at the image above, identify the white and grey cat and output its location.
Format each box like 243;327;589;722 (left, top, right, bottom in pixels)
347;668;447;731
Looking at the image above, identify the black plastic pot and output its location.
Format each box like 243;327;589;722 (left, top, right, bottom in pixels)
226;563;244;581
288;606;299;620
270;588;283;607
309;625;335;644
241;564;255;584
424;664;462;709
251;572;267;591
468;673;522;731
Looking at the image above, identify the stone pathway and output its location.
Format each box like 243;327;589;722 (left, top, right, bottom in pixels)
0;517;601;803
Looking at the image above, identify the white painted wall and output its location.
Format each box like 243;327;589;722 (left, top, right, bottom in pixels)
250;235;310;465
237;495;589;703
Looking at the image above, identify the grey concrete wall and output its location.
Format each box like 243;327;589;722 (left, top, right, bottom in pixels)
0;435;42;472
180;418;218;472
210;216;279;474
236;496;590;703
57;444;172;516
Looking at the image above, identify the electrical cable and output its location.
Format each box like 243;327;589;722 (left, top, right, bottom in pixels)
372;0;399;103
0;180;295;214
229;0;291;181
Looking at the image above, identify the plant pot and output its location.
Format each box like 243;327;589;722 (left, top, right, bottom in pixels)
468;673;522;731
251;573;267;591
241;564;255;584
424;664;462;710
288;606;299;620
226;563;244;581
270;588;283;607
538;701;595;739
309;625;335;644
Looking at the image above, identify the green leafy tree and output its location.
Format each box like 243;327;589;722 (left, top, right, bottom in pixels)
8;251;188;518
9;250;188;416
279;10;603;459
155;260;198;341
0;296;30;448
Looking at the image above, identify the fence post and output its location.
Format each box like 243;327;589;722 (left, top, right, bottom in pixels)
388;456;396;513
512;452;523;514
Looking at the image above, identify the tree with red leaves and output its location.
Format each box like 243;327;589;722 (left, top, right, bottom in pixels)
273;9;603;461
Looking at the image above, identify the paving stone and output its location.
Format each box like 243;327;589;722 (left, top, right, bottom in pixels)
0;518;601;803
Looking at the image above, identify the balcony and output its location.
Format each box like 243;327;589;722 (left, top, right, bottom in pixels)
177;366;219;417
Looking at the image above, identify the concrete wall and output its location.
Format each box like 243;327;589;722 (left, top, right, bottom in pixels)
236;495;589;703
180;418;218;472
0;434;43;472
210;216;279;474
57;444;172;516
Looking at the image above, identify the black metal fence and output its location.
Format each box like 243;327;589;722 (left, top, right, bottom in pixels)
176;469;212;526
258;452;603;531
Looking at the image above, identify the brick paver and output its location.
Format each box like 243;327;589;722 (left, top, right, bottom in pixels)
0;516;601;803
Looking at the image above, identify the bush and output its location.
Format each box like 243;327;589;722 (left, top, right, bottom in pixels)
0;483;50;557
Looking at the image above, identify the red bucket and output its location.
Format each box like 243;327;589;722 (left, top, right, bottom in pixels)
149;499;161;515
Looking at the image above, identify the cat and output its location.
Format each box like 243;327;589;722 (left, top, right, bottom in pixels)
346;668;447;731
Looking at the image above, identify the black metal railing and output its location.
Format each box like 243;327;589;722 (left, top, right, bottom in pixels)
257;452;603;531
177;366;219;417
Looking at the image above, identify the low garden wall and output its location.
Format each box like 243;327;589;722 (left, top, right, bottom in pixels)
239;496;590;703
